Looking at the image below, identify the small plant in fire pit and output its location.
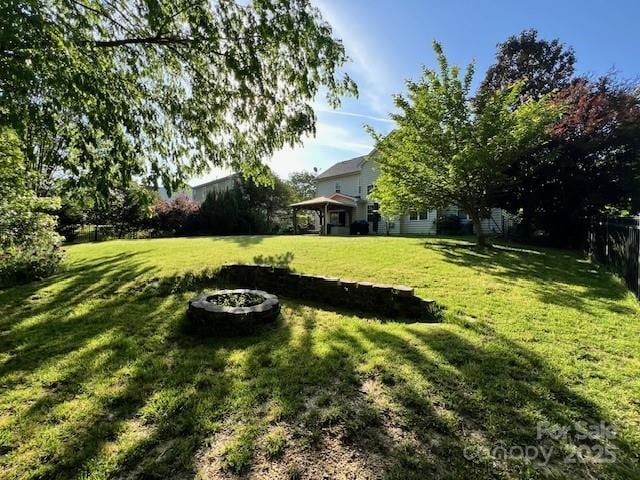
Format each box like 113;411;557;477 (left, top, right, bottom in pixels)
207;292;265;308
187;289;280;336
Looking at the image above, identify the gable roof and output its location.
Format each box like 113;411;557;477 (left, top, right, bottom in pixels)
316;155;367;180
289;193;357;209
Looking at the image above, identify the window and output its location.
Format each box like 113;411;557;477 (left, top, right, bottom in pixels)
410;210;429;221
358;185;362;195
457;208;469;220
367;203;380;223
329;211;346;226
367;185;373;195
335;181;341;193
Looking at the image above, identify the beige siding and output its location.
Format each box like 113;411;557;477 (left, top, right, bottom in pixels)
386;217;401;236
355;201;368;222
478;208;504;234
328;226;350;235
316;173;361;198
361;160;386;235
400;210;438;235
438;206;504;234
360;161;379;201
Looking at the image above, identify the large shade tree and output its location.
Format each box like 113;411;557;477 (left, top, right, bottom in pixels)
369;42;557;246
526;78;640;245
479;30;640;246
476;28;575;106
1;0;356;196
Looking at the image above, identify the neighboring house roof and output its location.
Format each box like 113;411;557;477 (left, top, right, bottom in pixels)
316;155;368;180
191;173;238;190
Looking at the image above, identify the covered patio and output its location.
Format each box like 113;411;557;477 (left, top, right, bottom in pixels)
290;193;358;235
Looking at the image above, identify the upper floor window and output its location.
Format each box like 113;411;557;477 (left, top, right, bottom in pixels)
335;181;341;193
358;185;362;195
367;185;373;195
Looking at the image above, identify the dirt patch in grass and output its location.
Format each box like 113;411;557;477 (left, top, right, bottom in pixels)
195;381;402;479
194;377;457;479
197;425;389;480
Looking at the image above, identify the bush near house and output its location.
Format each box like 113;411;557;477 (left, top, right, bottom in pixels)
350;220;370;235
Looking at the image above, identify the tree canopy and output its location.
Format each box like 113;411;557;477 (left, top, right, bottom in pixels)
370;42;558;246
501;76;640;245
477;29;575;106
287;169;317;201
1;0;356;196
478;29;640;246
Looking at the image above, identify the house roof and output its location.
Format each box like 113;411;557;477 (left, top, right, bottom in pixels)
290;193;357;209
316;155;367;180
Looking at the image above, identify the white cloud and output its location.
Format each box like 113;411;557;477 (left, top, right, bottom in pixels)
314;106;394;124
309;122;373;151
313;0;395;116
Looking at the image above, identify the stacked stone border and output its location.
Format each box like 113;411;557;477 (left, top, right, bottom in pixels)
187;288;280;336
218;264;440;322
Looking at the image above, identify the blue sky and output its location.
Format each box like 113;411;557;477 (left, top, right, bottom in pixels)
191;0;640;185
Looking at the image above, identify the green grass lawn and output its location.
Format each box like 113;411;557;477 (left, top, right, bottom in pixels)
1;235;639;479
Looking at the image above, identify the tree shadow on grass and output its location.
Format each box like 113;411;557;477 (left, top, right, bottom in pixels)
212;235;269;247
343;320;639;479
1;250;638;479
0;256;365;479
252;251;295;268
425;238;636;315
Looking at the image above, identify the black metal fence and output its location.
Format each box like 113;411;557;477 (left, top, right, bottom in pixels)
589;216;640;299
61;225;164;244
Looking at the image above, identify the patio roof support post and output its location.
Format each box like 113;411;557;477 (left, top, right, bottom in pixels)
324;203;328;236
292;208;298;235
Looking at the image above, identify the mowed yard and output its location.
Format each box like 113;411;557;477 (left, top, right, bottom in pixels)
1;236;639;479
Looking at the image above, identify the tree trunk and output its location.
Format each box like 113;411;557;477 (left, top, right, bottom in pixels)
470;211;487;247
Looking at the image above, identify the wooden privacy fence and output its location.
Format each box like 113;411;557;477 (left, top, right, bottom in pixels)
590;216;640;300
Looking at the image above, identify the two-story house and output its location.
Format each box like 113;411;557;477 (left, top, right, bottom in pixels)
191;173;238;203
291;153;505;236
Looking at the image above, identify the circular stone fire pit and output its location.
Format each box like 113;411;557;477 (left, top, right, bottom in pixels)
186;289;280;336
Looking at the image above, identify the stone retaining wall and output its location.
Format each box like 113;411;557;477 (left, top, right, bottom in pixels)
218;264;439;322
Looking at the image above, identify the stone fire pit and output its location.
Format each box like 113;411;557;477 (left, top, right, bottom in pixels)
186;289;280;336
